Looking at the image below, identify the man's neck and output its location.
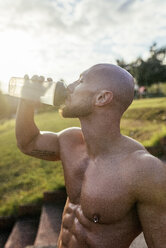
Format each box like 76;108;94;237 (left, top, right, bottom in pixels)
79;110;122;158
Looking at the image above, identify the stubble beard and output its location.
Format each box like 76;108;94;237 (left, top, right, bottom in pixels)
60;98;93;118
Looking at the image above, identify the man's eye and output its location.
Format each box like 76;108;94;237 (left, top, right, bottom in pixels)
79;77;83;82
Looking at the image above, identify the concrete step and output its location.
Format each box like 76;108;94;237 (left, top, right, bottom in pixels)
43;189;67;205
26;246;57;248
0;216;15;230
18;204;41;218
0;216;15;248
0;189;66;248
34;204;63;246
4;217;39;248
0;231;11;248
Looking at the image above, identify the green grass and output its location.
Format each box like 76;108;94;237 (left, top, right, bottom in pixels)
0;97;166;216
120;119;166;147
123;97;166;122
129;97;166;109
121;97;166;146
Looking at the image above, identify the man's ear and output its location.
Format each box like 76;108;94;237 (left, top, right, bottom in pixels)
95;90;113;106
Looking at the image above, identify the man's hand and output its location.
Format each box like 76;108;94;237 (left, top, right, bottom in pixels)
21;74;53;103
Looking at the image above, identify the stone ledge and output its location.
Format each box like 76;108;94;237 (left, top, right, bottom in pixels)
0;216;15;230
44;188;67;204
18;204;41;217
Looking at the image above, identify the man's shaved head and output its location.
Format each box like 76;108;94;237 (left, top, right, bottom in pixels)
62;63;134;119
85;63;135;115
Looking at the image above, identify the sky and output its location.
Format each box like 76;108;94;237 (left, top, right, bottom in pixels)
0;0;166;92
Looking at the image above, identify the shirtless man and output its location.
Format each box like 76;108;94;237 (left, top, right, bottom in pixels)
16;64;166;248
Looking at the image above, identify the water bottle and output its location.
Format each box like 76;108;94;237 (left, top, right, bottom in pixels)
8;77;68;106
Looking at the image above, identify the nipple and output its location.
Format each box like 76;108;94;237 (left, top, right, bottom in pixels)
93;215;99;223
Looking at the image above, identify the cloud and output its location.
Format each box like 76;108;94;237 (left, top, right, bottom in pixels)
0;0;166;91
118;0;136;12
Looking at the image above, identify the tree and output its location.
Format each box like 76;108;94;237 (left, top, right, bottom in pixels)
117;43;166;86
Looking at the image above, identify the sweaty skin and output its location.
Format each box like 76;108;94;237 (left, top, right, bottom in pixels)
16;64;166;248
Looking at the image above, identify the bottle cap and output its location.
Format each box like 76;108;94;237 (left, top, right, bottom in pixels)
53;81;67;106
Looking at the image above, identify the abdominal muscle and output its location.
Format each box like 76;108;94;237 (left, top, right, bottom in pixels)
57;198;142;248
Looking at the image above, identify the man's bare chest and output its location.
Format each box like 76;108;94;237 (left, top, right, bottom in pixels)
82;163;136;223
62;151;136;224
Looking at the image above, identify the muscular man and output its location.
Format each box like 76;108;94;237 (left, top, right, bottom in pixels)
16;64;166;248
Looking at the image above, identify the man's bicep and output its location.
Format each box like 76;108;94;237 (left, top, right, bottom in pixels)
24;131;61;161
137;202;166;247
23;127;82;161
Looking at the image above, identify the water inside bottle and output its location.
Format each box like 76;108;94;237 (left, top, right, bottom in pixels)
8;77;60;105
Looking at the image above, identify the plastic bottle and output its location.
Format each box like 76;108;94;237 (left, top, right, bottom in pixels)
8;77;67;106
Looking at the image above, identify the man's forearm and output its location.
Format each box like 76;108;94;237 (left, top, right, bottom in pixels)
16;99;40;151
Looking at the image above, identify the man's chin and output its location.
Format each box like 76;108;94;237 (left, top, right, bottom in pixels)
59;107;77;118
59;104;93;118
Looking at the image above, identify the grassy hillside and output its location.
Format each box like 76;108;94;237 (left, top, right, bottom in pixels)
123;97;166;121
0;97;165;216
122;97;166;146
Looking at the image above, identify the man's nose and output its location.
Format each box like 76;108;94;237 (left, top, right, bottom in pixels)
67;81;79;93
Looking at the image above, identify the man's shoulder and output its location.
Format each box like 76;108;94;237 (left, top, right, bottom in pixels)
122;135;163;171
58;127;84;145
131;149;164;175
122;135;146;152
122;136;166;196
129;145;165;179
59;127;82;135
130;151;166;202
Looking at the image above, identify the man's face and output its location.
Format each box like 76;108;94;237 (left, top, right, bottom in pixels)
61;70;96;118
